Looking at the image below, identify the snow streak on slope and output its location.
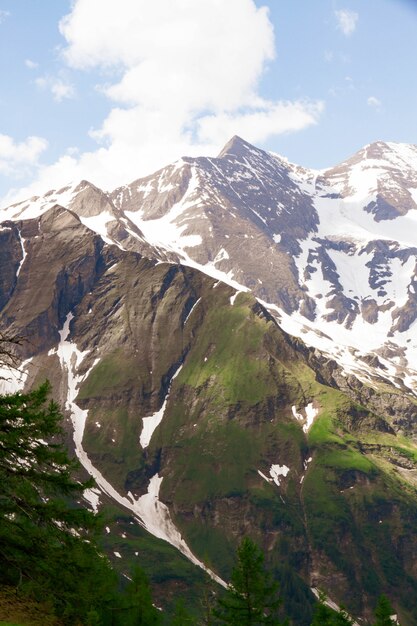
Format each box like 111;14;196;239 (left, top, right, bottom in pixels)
259;296;417;396
124;165;249;292
79;212;117;246
133;472;224;587
184;298;201;324
56;314;225;586
125;166;202;252
83;487;101;513
311;588;360;626
140;364;183;449
16;228;27;278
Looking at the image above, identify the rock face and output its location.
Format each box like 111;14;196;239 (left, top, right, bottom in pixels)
2;137;417;624
5;137;417;395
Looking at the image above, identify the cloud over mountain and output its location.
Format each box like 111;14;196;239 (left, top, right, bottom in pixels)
1;0;324;206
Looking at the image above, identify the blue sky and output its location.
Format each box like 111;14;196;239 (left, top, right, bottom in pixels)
0;0;416;204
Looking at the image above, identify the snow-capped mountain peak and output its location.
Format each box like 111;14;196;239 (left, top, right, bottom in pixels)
3;136;417;396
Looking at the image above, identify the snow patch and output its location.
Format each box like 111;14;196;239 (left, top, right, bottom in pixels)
126;166;202;251
270;464;290;486
311;589;360;626
292;405;304;422
83;487;100;513
258;465;290;487
230;290;244;306
304;456;313;470
184;298;201;324
291;404;319;432
303;403;319;433
79;211;116;245
1;183;78;221
16;229;27;278
140;363;183;449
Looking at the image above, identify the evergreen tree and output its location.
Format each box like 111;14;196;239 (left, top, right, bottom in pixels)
171;598;194;625
311;591;334;626
214;537;285;625
373;595;398;626
0;381;117;623
119;566;162;625
199;587;217;625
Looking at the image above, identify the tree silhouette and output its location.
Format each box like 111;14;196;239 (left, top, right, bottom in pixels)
214;537;286;625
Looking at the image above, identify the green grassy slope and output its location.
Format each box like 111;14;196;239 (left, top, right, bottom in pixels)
73;261;417;625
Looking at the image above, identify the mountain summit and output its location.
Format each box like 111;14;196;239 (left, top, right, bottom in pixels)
4;137;417;396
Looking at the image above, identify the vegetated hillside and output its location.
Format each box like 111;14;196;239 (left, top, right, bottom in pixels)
0;587;61;625
1;202;417;625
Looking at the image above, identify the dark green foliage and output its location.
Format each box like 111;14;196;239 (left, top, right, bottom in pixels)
86;609;101;626
373;594;398;625
214;537;285;625
310;598;334;626
199;588;217;625
275;564;313;626
0;381;117;623
171;599;194;625
116;566;162;625
310;592;353;626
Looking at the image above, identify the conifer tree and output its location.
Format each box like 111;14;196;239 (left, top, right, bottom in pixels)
120;566;162;625
214;537;286;625
0;381;116;622
171;598;194;625
373;595;398;626
199;587;217;625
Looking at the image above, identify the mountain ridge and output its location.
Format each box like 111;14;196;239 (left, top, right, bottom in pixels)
3;136;417;399
2;137;417;623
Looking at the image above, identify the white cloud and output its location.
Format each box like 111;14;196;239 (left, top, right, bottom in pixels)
197;100;324;145
0;134;48;178
25;59;39;70
2;0;324;204
35;75;75;101
50;79;75;102
367;96;381;109
0;10;10;24
335;9;358;36
60;0;275;113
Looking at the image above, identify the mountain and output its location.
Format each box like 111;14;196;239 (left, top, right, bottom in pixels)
2;137;417;624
